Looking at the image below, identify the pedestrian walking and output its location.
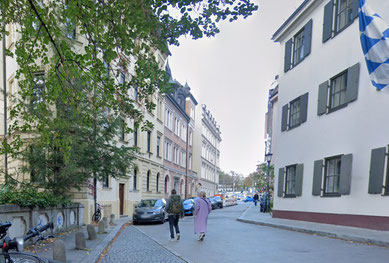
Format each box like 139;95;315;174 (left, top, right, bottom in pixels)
194;191;212;241
166;189;184;241
253;192;259;206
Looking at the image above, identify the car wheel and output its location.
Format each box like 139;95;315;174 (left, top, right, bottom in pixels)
133;220;137;225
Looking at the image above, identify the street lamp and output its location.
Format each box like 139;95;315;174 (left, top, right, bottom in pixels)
264;153;273;213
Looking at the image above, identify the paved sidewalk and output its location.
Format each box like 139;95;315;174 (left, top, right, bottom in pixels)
31;217;130;263
237;204;389;247
100;226;186;263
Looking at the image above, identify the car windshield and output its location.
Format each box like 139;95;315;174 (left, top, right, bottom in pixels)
214;196;221;201
183;200;193;205
138;199;163;207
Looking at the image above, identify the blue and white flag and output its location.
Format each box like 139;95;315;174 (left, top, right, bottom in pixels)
359;0;389;90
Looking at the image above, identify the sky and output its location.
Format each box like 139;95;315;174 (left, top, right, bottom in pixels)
168;0;303;176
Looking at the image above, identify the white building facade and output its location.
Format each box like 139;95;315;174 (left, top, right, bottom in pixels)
272;0;389;230
194;105;221;197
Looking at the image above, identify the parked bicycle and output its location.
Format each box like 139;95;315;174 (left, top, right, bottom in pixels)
0;221;55;263
92;203;103;222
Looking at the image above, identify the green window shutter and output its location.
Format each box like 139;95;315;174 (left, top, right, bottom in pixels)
346;63;360;103
368;147;386;194
281;104;289;132
323;0;334;43
295;164;304;196
312;160;323;196
299;93;309;124
303;19;313;58
317;81;328;115
278;168;284;197
284;38;293;72
352;0;359;20
339;154;353;195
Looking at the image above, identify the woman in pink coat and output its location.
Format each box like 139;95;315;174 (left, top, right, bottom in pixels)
194;191;212;241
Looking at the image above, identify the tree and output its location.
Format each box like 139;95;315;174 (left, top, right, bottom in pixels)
0;0;258;195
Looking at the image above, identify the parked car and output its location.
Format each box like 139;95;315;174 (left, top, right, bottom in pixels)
208;197;218;210
213;195;223;208
243;196;253;202
183;199;195;216
132;199;167;224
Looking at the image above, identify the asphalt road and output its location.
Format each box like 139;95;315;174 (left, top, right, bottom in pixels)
135;203;389;263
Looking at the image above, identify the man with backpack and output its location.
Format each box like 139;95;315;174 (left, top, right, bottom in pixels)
166;189;184;241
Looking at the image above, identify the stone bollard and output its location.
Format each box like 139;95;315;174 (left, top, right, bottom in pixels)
53;239;66;263
110;214;115;224
103;216;109;228
87;224;97;240
75;231;87;250
98;220;105;234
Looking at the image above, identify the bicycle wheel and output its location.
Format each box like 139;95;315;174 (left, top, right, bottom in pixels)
92;210;101;222
7;252;46;263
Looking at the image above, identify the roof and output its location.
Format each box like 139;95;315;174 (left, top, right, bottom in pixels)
272;0;312;41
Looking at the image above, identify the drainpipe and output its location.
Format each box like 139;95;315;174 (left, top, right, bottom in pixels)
2;22;8;183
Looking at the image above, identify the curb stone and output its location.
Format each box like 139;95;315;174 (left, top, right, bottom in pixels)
237;211;389;248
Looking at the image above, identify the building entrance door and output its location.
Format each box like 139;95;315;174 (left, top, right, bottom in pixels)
119;183;125;215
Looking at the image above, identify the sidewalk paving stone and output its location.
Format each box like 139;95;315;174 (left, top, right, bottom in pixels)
237;204;389;247
29;217;130;263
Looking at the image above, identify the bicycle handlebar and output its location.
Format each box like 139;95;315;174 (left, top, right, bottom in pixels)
23;222;54;242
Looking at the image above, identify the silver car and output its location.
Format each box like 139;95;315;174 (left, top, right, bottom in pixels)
132;199;168;224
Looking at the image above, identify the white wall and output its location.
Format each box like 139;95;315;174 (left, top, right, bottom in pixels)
273;0;389;216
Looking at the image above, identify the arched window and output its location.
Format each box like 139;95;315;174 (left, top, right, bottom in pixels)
156;173;160;192
133;169;137;190
147;170;150;191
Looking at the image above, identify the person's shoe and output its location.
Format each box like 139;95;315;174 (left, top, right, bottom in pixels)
177;233;180;240
198;233;205;241
170;238;175;241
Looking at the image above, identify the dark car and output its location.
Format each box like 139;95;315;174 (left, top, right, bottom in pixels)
213;196;223;208
183;199;195;216
132;199;167;224
207;197;218;210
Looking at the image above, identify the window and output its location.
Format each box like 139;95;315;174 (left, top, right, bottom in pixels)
281;93;308;132
182;124;187;142
330;72;347;110
156;173;160;192
181;152;186;168
289;99;301;129
324;156;341;195
102;174;109;188
174;147;179;164
134;124;138;147
134;86;139;101
189;154;192;170
120;67;125;85
175;118;180;136
323;0;358;42
335;0;354;33
32;73;45;106
147;131;151;153
317;63;360;115
147;170;151;191
285;166;296;196
189;131;193;146
156;136;161;157
133;169;137;190
293;29;305;66
284;20;312;72
120;118;125;141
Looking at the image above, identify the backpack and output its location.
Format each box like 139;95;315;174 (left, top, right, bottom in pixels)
168;195;182;214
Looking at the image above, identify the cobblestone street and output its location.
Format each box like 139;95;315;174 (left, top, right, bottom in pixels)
100;226;186;263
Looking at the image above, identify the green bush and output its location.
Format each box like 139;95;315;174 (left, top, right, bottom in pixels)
0;185;71;208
